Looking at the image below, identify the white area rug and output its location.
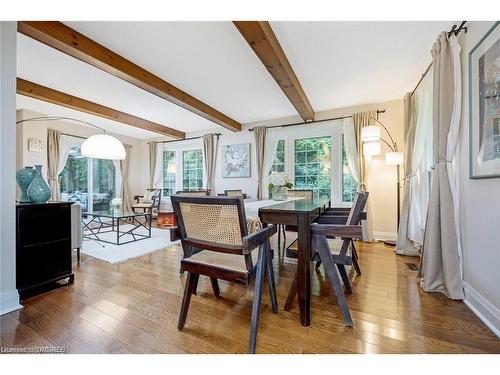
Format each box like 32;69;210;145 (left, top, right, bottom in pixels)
81;224;178;264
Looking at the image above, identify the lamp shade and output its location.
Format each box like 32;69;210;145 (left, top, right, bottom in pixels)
81;134;126;160
361;125;381;142
363;141;381;156
385;152;404;165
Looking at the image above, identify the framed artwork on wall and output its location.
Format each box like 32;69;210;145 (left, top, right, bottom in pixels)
469;21;500;179
222;143;251;178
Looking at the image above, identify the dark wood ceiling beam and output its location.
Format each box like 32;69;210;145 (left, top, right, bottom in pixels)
18;21;241;132
17;78;185;139
233;21;315;122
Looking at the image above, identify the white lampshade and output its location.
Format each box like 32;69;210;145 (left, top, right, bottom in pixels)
81;134;126;160
361;125;381;142
363;141;381;156
385;152;404;165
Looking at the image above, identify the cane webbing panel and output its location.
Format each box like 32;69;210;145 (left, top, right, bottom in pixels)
180;202;243;246
183;250;258;273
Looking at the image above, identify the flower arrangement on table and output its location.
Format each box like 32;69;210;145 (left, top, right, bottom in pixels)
110;197;122;211
268;172;293;201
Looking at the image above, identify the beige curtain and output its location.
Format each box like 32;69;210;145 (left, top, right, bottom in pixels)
148;141;157;189
395;93;419;256
353;111;376;242
120;144;133;212
47;129;61;200
253;126;267;200
419;32;464;300
203;133;219;194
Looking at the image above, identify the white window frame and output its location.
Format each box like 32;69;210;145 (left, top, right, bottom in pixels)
278;120;352;207
59;137;119;211
161;139;205;201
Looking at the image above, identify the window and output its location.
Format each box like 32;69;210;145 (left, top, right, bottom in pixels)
182;149;203;191
342;136;358;203
59;147;89;210
92;159;116;211
294;136;331;199
59;144;116;212
162;150;176;197
271;140;285;172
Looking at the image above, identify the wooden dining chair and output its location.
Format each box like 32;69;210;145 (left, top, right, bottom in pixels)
170;195;278;353
224;189;244;198
175;190;210;196
279;189;314;258
284;191;368;326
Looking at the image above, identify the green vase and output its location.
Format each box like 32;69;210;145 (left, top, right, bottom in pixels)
27;165;52;203
16;166;36;203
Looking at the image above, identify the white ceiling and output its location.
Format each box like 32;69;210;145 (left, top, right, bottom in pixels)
17;21;453;139
270;21;453;111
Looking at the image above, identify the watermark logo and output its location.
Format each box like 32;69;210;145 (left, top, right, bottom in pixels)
0;346;66;353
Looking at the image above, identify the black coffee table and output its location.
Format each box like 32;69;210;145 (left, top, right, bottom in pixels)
82;210;152;245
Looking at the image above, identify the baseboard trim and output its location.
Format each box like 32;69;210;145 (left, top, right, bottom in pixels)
463;282;500;337
373;231;397;241
0;289;22;316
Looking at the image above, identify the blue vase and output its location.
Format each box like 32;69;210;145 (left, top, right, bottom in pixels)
16;166;36;203
27;165;52;203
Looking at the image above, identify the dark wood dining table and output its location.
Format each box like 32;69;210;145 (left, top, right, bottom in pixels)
258;197;330;326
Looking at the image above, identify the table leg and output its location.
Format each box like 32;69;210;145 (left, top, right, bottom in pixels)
116;218;120;245
297;213;311;326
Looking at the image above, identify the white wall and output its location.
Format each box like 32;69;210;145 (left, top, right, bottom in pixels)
0;22;22;315
143;99;404;238
16;109;146;199
457;21;500;336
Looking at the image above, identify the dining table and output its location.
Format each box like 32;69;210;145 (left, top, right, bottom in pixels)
256;197;330;327
169;195;330;327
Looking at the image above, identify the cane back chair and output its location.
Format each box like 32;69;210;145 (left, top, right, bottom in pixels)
170;195;278;353
284;191;368;326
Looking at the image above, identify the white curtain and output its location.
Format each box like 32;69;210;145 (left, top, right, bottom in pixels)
342;117;360;184
56;135;83;198
112;159;122;200
408;72;433;246
154;145;163;189
263;128;281;197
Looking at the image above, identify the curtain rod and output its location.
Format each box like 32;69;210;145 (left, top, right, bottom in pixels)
150;133;221;145
411;21;467;96
248;110;386;132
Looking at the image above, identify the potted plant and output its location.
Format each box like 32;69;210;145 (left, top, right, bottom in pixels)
268;172;293;201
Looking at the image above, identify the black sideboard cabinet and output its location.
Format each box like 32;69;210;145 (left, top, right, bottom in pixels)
16;201;74;299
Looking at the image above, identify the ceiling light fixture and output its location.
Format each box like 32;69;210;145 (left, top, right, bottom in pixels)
16;116;126;160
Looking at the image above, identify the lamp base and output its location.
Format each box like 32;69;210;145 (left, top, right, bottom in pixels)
383;240;397;247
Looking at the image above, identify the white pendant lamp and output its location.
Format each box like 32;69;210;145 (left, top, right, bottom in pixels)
361;125;381;142
81;133;126;160
363;141;381;156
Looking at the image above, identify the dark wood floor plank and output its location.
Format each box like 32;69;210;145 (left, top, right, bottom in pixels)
1;235;498;354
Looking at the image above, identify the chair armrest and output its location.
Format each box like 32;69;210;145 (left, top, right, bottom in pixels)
325;207;351;215
242;225;277;254
315;215;348;225
133;195;144;204
311;223;362;239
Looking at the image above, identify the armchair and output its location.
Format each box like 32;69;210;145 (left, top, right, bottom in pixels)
132;188;162;216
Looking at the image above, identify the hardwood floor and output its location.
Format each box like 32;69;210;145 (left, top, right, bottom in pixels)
1;232;499;354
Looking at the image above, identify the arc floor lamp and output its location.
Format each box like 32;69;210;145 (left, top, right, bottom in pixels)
361;116;403;246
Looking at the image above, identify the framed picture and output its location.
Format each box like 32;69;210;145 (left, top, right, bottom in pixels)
222;143;251;178
469;21;500;179
27;137;42;152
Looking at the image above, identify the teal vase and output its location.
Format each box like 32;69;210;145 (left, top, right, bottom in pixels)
27;165;52;203
16;166;36;203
